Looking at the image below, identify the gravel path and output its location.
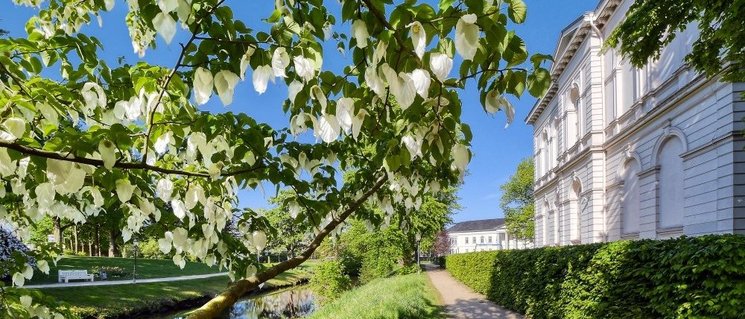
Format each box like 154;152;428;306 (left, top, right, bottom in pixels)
424;264;523;319
24;272;228;289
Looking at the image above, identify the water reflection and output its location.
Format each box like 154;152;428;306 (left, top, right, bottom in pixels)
226;288;316;319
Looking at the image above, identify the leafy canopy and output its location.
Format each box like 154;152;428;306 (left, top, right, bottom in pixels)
500;158;533;241
607;0;745;82
0;0;549;317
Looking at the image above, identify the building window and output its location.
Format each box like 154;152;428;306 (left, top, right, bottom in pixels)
465;237;468;244
480;236;484;243
622;159;640;234
658;136;684;229
472;237;476;244
569;84;581;144
488;236;492;243
570;179;582;243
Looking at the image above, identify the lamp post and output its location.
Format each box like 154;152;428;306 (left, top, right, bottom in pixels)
133;239;139;283
415;232;421;266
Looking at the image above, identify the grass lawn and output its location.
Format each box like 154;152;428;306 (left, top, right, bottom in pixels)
30;264;314;318
28;256;222;284
308;272;443;319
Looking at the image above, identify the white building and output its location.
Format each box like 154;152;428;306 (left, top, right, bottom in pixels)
527;0;745;247
447;219;530;254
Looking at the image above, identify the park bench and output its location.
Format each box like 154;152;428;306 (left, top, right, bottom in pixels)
58;270;94;283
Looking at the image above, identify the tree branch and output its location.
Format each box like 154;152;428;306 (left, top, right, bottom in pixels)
142;0;227;165
0;141;264;178
186;174;389;319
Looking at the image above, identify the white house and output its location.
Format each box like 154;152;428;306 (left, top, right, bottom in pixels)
447;219;530;254
527;0;745;247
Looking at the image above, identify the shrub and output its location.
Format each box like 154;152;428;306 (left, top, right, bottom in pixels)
310;260;352;303
445;235;745;319
138;238;167;259
0;227;36;278
90;266;130;279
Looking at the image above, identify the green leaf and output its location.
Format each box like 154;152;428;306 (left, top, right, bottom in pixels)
507;0;527;24
528;68;551;98
439;0;456;11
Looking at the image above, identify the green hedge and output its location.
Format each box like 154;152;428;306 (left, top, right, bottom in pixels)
445;235;745;319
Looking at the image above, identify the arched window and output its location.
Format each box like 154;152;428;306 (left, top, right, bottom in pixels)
658;137;685;229
569;84;581;145
622;160;640;234
569;179;582;243
542;131;549;175
541;201;549;246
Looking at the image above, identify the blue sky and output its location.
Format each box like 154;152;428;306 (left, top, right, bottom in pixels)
2;0;597;223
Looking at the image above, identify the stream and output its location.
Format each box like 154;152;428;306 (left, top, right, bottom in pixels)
155;286;317;319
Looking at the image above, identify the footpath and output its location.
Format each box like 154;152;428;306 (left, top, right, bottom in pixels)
424;264;523;319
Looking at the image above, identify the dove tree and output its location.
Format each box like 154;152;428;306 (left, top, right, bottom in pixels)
0;0;550;318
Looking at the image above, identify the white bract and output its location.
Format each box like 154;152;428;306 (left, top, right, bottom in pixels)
156;178;174;201
252;230;267;252
408;21;426;59
193;67;213;105
352;19;369;48
455;14;480;60
2;117;25;141
172;199;187;220
315;114;340;144
288;201;301;219
35;182;55;209
429;53;453;82
214;70;240;106
271;47;290;78
364;68;385;97
153;11;177;44
311;85;327;110
336;97;354;135
451;144;470;176
288;80;303;104
252;65;274;94
158;0;178;13
293;56;315;82
239;47;256;80
402;135;422;160
115;179;135;203
410;69;431;98
485;90;515;127
81;82;106;115
98;140;116;170
154;131;173;155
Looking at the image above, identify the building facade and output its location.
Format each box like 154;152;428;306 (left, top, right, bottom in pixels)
447;219;530;254
527;0;745;247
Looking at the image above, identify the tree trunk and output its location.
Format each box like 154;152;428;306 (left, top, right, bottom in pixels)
73;226;79;254
95;228;101;256
108;229;119;257
53;217;64;250
187;176;387;319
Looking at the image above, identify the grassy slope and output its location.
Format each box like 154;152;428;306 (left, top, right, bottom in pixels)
31;262;315;318
308;273;443;319
28;256;222;284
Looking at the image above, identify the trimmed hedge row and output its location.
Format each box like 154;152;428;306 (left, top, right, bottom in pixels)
445;235;745;319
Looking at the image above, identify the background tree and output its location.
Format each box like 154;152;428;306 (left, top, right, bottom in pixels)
500;158;534;241
607;0;745;82
0;0;550;317
432;230;451;256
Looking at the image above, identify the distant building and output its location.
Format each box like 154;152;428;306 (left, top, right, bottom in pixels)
447;218;530;254
527;0;745;247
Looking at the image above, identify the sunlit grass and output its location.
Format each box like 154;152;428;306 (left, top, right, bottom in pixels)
28;260;317;318
308;273;443;319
